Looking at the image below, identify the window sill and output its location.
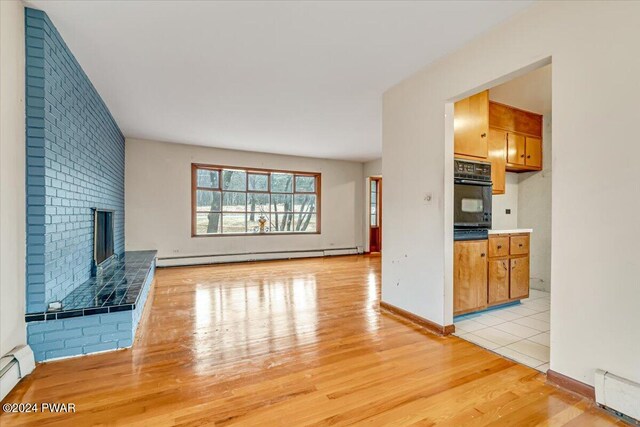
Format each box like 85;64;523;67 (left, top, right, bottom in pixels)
191;231;321;238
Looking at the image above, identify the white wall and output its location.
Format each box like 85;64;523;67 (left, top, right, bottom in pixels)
518;115;552;291
363;158;382;252
383;1;640;387
125;138;364;259
0;0;26;356
364;158;382;178
491;173;519;230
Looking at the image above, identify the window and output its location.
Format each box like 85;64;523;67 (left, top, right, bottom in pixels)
192;164;320;236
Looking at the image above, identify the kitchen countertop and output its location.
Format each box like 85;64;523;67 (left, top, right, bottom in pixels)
488;229;533;235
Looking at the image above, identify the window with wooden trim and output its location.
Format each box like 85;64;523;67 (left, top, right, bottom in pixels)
192;164;321;236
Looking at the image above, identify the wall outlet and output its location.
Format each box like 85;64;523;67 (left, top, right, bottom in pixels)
506;209;511;214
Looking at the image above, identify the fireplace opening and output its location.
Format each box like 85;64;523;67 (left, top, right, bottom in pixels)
94;209;114;271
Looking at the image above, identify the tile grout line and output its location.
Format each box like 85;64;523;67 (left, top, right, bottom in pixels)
454;294;551;371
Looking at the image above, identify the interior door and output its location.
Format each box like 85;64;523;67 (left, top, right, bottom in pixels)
369;178;381;252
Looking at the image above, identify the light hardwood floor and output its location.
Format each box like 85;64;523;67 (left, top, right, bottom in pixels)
1;255;621;426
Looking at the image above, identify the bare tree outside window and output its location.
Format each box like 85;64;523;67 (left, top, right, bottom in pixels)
193;165;319;236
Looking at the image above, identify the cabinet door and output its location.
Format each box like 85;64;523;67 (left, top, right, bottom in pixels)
489;102;515;131
507;133;526;165
510;257;530;299
488;258;510;304
525;137;542;168
514;109;542;137
454;240;488;314
488;128;507;194
454;91;489;159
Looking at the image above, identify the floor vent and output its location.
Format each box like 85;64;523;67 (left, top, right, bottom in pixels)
595;369;640;424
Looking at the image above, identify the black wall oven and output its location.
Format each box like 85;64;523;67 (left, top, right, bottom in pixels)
454;159;492;240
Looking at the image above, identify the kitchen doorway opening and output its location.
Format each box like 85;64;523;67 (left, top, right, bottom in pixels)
447;59;552;373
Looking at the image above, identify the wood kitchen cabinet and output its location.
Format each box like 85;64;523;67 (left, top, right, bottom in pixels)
454;91;489;159
525;137;542;168
454;240;488;315
488;128;507;194
486;233;531;306
510;256;530;299
455;95;542;195
490;101;542;137
488;258;510;304
493;100;543;172
454;233;531;315
506;133;542;171
507;133;526;165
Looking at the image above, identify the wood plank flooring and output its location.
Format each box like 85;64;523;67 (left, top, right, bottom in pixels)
1;255;621;426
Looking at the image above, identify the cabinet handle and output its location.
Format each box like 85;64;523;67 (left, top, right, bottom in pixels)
519;243;523;247
481;133;487;138
481;253;485;257
520;154;525;158
503;261;507;270
497;245;502;249
527;155;531;158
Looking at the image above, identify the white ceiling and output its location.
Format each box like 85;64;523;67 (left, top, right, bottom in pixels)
27;1;533;161
490;64;552;115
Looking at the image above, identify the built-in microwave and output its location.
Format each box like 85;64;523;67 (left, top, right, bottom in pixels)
454;159;492;232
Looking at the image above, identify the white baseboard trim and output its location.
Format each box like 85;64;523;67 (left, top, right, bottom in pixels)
157;247;362;267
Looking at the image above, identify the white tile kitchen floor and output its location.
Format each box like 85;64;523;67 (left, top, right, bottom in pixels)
454;289;550;372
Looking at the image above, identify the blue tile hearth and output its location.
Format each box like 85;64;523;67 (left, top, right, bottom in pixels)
25;251;157;322
26;250;157;361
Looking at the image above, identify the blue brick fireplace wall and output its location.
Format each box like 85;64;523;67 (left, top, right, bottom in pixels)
25;8;125;313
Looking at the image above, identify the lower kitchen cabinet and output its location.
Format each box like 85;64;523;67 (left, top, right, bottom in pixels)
454;232;531;316
509;256;530;299
454;240;488;315
488;233;531;306
488;258;510;304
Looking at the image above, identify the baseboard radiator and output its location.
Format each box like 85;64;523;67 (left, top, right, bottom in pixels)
1;345;35;401
595;369;640;423
158;247;363;267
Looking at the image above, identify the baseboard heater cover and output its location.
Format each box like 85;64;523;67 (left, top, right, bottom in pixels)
158;247;361;267
1;345;35;401
595;369;640;422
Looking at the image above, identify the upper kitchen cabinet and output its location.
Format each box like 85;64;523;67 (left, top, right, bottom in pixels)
488;128;507;194
490;101;542;136
507;132;526;166
524;137;542;169
490;101;543;172
454;91;489;159
454;94;543;195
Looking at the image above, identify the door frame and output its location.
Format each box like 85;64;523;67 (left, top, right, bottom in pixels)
445;57;552;327
368;176;382;253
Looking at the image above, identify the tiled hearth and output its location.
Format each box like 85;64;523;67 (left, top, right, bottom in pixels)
454;289;551;372
25;251;157;361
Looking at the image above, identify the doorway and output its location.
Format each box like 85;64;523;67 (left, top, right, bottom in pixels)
449;62;552;373
369;177;382;253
